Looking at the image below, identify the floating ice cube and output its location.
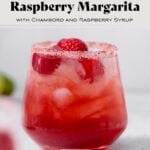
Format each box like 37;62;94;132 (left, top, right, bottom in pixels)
53;88;74;108
63;59;86;79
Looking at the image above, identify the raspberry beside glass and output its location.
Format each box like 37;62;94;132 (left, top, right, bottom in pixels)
23;39;127;150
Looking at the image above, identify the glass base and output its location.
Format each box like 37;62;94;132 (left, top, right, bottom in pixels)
43;145;108;150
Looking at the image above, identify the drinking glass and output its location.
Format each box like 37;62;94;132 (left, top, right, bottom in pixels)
23;41;127;150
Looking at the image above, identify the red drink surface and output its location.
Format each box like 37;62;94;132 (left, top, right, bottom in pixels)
23;42;127;149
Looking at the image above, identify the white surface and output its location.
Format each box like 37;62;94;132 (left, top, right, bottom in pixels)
17;92;150;150
109;92;150;150
0;27;150;99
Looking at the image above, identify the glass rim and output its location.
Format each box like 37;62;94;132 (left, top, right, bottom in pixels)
32;41;118;58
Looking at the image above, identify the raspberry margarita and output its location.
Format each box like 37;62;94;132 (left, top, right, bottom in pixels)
23;38;127;150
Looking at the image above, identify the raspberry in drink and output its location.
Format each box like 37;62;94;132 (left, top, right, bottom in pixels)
23;38;127;150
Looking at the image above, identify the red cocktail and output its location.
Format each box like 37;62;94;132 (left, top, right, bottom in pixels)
23;39;127;150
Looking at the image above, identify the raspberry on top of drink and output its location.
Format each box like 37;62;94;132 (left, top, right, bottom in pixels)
32;38;116;83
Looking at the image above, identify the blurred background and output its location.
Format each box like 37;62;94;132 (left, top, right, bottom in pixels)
0;27;150;150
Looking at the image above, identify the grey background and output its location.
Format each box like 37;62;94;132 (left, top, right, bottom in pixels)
0;27;150;99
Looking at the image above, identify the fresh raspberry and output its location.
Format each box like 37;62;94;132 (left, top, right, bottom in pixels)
79;58;104;83
32;53;61;74
57;38;104;82
57;38;88;51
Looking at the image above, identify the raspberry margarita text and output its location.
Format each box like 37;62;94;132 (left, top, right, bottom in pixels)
11;1;140;14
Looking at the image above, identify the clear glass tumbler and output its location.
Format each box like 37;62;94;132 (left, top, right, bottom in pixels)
23;41;127;150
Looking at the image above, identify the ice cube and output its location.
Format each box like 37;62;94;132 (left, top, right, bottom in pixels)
63;59;86;79
53;88;74;108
